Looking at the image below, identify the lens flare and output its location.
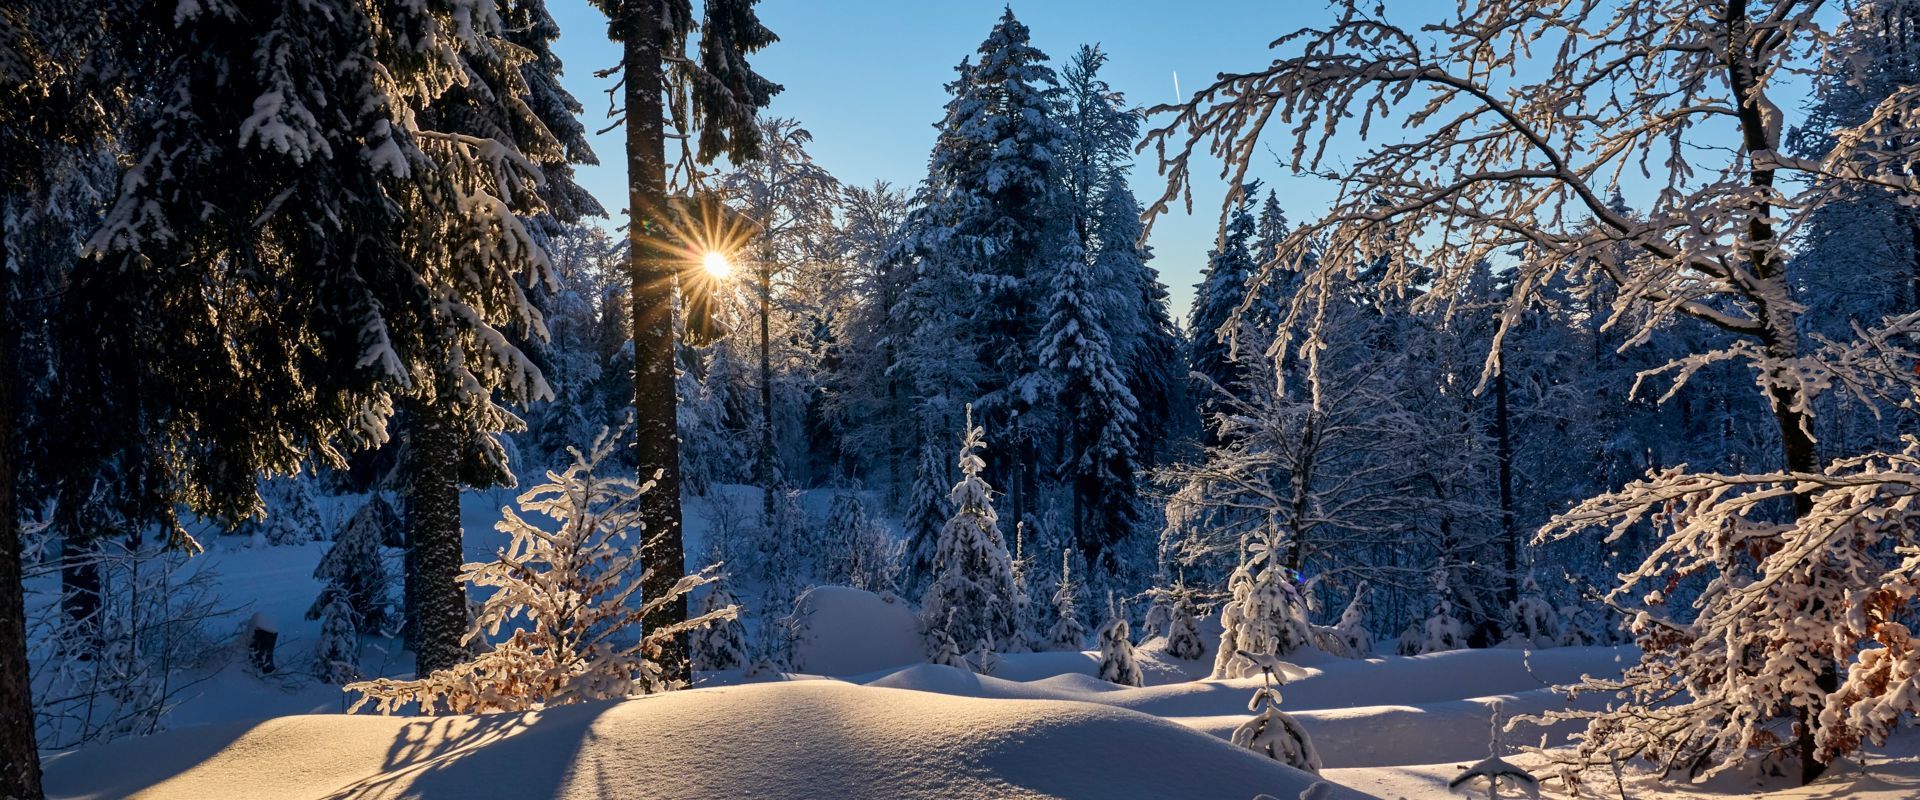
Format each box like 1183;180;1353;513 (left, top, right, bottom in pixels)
702;250;733;279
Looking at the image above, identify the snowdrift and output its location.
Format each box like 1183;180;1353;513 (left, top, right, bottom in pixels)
43;680;1368;800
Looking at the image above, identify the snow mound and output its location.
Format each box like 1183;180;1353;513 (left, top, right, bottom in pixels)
786;586;925;676
44;680;1369;800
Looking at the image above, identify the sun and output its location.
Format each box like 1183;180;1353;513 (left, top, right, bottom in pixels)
702;250;734;280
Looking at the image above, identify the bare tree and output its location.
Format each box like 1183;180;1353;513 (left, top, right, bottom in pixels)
1145;0;1920;784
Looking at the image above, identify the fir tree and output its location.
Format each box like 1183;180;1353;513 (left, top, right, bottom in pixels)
902;438;952;594
919;406;1019;655
1165;588;1206;662
311;588;361;684
691;578;750;673
1046;551;1088;651
307;501;392;636
1096;594;1144;687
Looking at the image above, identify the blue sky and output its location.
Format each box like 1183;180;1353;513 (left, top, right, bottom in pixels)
544;0;1389;320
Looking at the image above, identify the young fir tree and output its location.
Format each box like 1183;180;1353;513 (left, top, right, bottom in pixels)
919;406;1019;656
307;501;392;636
1096;593;1144;687
1046;550;1088;651
902;438;951;593
1501;573;1561;650
691;577;750;673
1231;660;1321;774
349;428;734;713
1212;531;1313;679
1165;587;1206;662
311;587;361;684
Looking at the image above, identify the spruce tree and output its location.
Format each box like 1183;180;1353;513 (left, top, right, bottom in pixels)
1096;594;1143;687
1188;188;1261;444
919;406;1019;655
898;9;1078;523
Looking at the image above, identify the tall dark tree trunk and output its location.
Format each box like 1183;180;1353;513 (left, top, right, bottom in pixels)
1;229;46;799
622;0;690;683
757;261;775;524
1494;365;1518;608
404;401;467;675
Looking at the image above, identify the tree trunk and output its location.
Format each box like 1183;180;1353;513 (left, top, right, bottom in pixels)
758;261;776;524
1494;365;1518;608
0;231;47;800
622;0;690;684
404;400;467;675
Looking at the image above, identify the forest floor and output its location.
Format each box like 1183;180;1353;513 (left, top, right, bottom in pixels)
28;487;1920;799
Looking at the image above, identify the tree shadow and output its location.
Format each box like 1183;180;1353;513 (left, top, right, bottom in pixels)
322;701;619;799
42;719;260;799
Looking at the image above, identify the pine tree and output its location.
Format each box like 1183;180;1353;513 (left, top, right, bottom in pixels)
919;406;1019;655
1038;212;1141;578
1188;188;1261;443
1096;594;1144;687
594;0;780;686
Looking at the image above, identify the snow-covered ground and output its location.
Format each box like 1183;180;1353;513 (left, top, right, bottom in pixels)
29;489;1920;799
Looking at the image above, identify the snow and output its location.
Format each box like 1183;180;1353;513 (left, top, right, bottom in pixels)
43;681;1364;800
785;586;923;676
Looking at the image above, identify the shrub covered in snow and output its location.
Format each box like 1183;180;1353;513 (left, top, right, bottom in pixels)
1500;574;1560;650
347;429;734;714
1398;572;1466;656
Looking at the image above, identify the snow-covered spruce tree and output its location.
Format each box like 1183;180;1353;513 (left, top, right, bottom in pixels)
1231;658;1321;774
1096;594;1144;687
306;499;391;637
691;575;750;673
919;406;1020;656
1046;551;1089;651
822;490;902;593
1501;573;1561;650
1399;571;1467;657
311;587;361;684
1186;188;1261;445
1146;0;1920;783
1515;439;1920;781
1038;189;1143;580
1165;586;1206;662
926;619;971;671
896;8;1079;527
348;429;734;713
1312;581;1373;659
1058;45;1190;471
1211;530;1313;679
902;438;951;593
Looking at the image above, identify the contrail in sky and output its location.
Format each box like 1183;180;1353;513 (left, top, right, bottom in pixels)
1172;70;1181;101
